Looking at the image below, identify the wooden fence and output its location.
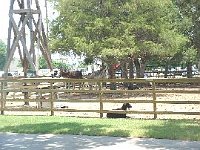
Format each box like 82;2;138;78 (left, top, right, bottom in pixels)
0;77;200;119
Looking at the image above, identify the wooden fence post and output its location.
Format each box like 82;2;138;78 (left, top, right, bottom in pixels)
152;80;157;119
0;81;4;115
50;82;54;116
99;81;103;118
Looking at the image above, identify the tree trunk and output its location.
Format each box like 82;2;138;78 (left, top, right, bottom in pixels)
164;64;169;78
134;58;140;78
198;52;200;72
134;58;146;78
120;61;128;88
129;59;134;79
140;60;146;78
121;61;128;79
108;64;116;90
187;62;193;78
127;59;135;90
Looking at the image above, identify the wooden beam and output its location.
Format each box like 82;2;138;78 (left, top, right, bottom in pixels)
12;9;40;14
5;0;52;76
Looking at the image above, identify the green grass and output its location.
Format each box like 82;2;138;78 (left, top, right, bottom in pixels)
0;115;200;141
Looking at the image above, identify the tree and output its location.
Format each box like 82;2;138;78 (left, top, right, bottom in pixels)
39;56;48;69
52;61;71;70
173;0;200;75
39;56;70;69
49;0;188;78
130;0;190;77
0;40;6;70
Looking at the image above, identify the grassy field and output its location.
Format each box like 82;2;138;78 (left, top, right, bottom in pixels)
0;115;200;141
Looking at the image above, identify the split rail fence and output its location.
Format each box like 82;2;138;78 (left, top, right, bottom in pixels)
0;78;200;119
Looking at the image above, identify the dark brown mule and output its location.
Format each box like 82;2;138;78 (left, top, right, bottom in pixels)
106;103;132;118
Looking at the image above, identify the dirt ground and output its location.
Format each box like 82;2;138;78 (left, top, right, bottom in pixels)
2;86;200;120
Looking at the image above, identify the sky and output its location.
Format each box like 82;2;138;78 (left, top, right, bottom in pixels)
0;0;9;43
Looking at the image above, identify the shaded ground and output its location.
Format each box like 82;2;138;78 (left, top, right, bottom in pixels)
1;133;200;150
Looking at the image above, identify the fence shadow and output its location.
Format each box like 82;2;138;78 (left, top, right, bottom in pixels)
1;119;200;150
0;120;130;137
141;119;200;141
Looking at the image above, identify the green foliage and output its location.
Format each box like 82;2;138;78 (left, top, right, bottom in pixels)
39;56;70;69
174;0;200;64
0;40;6;70
84;57;94;65
52;61;70;69
49;0;188;68
182;47;198;64
39;56;48;69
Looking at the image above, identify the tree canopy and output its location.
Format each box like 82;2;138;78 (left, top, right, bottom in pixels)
49;0;191;77
173;0;200;69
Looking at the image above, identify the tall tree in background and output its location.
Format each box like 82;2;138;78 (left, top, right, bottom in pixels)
39;56;48;69
49;0;188;78
174;0;200;76
127;0;188;77
39;56;70;69
0;40;6;70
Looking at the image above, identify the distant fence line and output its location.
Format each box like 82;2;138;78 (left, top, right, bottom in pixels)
0;78;200;119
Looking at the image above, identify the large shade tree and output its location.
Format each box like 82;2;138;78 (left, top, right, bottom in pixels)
49;0;188;78
173;0;200;77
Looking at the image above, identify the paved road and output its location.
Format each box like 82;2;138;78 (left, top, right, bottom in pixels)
0;133;200;150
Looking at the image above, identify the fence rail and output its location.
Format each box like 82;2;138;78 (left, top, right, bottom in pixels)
0;77;200;119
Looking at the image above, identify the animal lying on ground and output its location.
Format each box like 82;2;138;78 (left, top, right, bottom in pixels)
106;103;132;118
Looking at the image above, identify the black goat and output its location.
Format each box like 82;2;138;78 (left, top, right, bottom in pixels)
106;103;132;118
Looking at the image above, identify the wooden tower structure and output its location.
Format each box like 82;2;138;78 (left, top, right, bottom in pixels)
4;0;53;77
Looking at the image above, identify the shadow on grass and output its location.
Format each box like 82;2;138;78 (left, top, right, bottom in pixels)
1;116;200;149
0;120;130;137
144;119;200;141
0;120;130;149
1;120;200;150
134;119;200;150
